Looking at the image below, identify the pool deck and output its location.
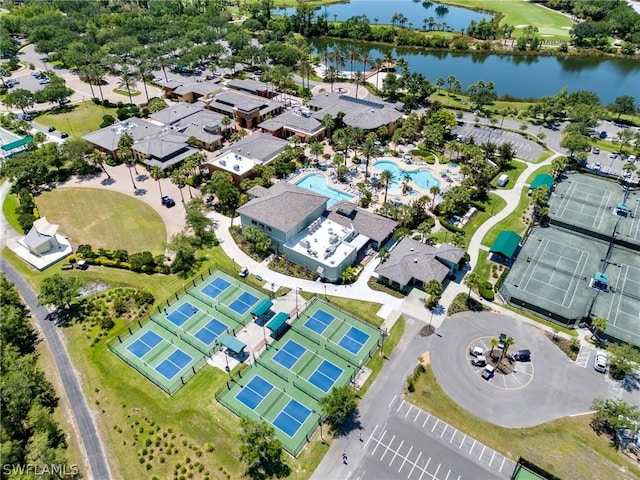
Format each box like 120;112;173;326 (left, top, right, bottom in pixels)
289;153;463;210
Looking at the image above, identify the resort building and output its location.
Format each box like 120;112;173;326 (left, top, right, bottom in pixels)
375;237;465;292
306;93;403;133
226;78;272;98
130;131;199;170
9;217;72;270
158;79;222;103
205;90;283;129
326;201;397;251
258;108;325;141
83;118;163;157
207;133;288;184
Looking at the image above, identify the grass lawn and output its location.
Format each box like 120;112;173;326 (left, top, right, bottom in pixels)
2;191;23;234
462;193;507;248
481;189;531;248
496;159;527;189
36;101;118;138
441;0;573;40
526;164;553;183
407;365;633;479
36;188;166;254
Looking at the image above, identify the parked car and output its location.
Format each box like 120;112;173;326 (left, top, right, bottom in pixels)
593;147;600;154
60;132;69;138
628;155;637;163
5;78;18;86
59;97;71;105
471;355;487;367
599;131;607;139
594;352;608;373
161;195;176;208
76;260;88;270
481;364;495;380
38;78;50;84
47;126;56;132
594;162;601;171
513;349;531;362
609;151;618;159
469;346;484;357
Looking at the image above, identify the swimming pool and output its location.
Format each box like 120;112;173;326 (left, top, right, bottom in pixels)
373;161;441;194
295;174;355;207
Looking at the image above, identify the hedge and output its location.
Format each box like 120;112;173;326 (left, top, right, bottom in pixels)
495;267;510;291
479;281;494;301
438;217;465;234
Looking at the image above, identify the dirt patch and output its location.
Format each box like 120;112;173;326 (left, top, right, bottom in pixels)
419;351;430;365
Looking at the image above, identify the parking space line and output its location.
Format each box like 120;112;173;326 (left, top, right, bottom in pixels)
423;414;430;427
389;440;403;466
397;400;405;412
409;451;422;477
444;469;451;480
440;425;447;438
399;445;412;472
489;451;495;466
433;463;441;480
500;456;506;472
459;434;466;449
418;457;431;480
405;405;413;417
449;430;456;444
379;434;395;461
431;419;439;432
415;410;421;423
479;445;486;461
365;424;379;449
469;440;476;455
371;429;385;455
388;395;397;408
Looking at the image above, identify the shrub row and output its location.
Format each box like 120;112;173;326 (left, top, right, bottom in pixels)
438;217;465;234
479;281;494;301
76;245;169;274
495;267;510;291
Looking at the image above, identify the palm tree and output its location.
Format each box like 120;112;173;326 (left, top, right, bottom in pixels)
322;114;335;137
435;76;445;94
117;133;134;162
591;316;608;340
380;169;396;204
170;169;186;204
149;165;165;199
372;58;384;90
135;62;153;103
345;47;360;80
310;141;324;162
88;151;110;179
79;66;96;98
423;279;443;305
118;73;137;104
353;70;365;98
463;272;480;303
429;185;440;210
158;56;173;82
489;338;499;358
325;66;338;93
360;139;377;178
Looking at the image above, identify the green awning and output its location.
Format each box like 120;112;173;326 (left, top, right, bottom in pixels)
1;136;33;151
220;334;246;355
490;230;521;258
266;312;289;332
530;173;554;190
251;298;273;317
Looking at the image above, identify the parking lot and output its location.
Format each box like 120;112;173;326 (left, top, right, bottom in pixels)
357;397;512;480
452;125;544;162
586;148;638;182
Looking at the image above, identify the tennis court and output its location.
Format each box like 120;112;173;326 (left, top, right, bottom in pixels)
548;174;640;243
295;300;380;363
501;227;608;323
268;336;349;394
166;302;199;327
109;322;206;394
200;276;231;300
228;291;260;315
591;246;640;347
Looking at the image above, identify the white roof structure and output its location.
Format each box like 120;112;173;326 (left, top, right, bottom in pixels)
285;217;356;269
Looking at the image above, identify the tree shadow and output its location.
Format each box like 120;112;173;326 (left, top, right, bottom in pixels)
136;174;149;182
331;409;362;439
133;188;147;196
101;177;116;186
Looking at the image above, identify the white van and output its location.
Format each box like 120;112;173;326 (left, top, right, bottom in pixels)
497;174;509;187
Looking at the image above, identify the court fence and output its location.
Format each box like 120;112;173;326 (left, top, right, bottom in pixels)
107;339;207;395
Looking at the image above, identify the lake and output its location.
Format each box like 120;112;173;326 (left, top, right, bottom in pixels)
312;39;640;104
277;0;492;32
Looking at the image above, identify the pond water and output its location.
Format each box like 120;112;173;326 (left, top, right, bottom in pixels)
295;173;356;207
312;38;640;104
374;160;440;194
278;0;491;32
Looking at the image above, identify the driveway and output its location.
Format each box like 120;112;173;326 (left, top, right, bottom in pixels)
431;312;613;428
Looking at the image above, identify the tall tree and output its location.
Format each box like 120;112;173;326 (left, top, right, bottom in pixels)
319;385;358;435
463;272;480;303
118;73;137;104
149;165;165;199
38;274;82;310
380;169;396;204
238;418;290;480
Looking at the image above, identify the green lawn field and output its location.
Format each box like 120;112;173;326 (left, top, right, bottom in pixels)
36;188;166;254
36;101;118;138
442;0;573;40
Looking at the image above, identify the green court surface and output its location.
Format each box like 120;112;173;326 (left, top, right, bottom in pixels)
108;321;206;395
291;299;384;368
217;299;385;455
217;365;322;456
188;270;269;325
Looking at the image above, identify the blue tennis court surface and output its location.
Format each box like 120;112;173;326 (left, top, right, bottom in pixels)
273;340;306;369
273;399;312;437
304;309;335;335
201;277;231;299
236;375;274;410
338;327;370;354
308;360;343;392
127;330;163;358
229;291;260;315
194;318;227;345
167;302;199;326
156;348;193;380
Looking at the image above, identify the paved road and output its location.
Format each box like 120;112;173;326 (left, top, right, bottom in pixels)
1;260;112;480
311;318;508;480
